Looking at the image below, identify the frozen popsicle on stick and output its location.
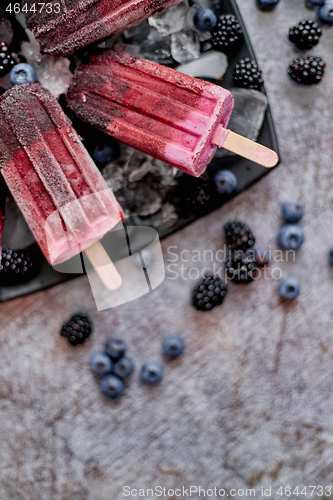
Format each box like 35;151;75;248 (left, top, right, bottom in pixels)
23;0;182;56
0;178;6;263
66;50;278;178
0;84;124;289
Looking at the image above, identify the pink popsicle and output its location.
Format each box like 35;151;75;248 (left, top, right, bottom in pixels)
0;84;124;266
23;0;182;56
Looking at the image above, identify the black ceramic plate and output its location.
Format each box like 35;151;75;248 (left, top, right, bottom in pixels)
0;0;279;302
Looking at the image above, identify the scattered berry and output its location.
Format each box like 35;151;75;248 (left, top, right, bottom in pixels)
141;360;164;385
194;8;217;31
278;277;300;301
0;42;16;77
192;274;228;311
226;249;259;284
10;63;37;86
277;224;305;251
175;173;214;217
92;139;120;166
329;248;333;266
306;0;325;7
256;0;280;11
214;169;238;195
0;248;38;285
114;357;135;378
210;14;243;56
318;2;333;25
254;247;271;266
288;55;325;85
232;58;264;90
60;312;93;346
224;220;256;251
105;337;127;360
281;201;304;223
289;20;322;50
162;335;185;358
100;374;124;398
89;351;113;376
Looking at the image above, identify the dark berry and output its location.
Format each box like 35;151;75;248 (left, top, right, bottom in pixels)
141;360;164;385
210;14;243;56
318;3;333;25
192;274;228;311
0;42;16;77
329;248;333;267
278;277;300;301
254;247;271;266
90;351;113;376
175;173;215;217
214;169;238;195
113;357;135;378
224;221;256;251
277;225;304;250
105;337;127;360
162;335;185;358
92;139;120;166
60;313;93;346
194;8;217;31
281;201;304;223
306;0;325;7
226;249;259;284
10;63;37;86
288;55;325;85
256;0;280;10
100;374;124;398
0;248;38;285
232;58;264;90
289;20;322;50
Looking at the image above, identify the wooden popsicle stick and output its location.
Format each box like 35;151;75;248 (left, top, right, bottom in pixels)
84;241;122;290
212;126;279;168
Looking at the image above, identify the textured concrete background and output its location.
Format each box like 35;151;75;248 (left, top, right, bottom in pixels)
1;1;333;499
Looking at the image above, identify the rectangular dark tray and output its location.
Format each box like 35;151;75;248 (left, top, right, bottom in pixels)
0;0;279;302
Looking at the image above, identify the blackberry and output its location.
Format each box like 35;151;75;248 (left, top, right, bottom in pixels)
210;14;243;56
289;20;322;50
0;42;16;77
226;249;259;284
0;248;38;285
224;221;256;251
288;55;325;85
192;274;228;311
232;58;264;91
175;173;215;217
60;312;93;346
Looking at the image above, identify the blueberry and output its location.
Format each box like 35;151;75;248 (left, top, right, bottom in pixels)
277;224;304;251
92;139;120;165
278;277;300;301
254;247;271;266
162;335;185;358
114;357;135;378
193;8;217;31
318;2;333;24
100;374;124;398
329;248;333;266
306;0;325;7
141;360;164;385
10;63;37;86
105;337;127;360
256;0;280;11
214;170;238;195
281;201;304;223
89;351;113;376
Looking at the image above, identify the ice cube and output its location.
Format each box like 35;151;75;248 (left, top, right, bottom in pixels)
176;51;228;78
0;7;13;46
2;197;36;250
171;31;200;64
139;30;173;64
123;21;151;44
148;1;189;35
214;88;268;159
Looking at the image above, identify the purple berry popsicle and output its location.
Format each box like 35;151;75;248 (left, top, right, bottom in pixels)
66;50;278;177
23;0;183;56
0;84;124;267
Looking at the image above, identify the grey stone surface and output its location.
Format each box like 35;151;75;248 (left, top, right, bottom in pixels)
1;1;333;499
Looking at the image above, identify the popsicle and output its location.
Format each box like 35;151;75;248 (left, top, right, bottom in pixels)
66;50;278;177
23;0;182;57
0;84;124;275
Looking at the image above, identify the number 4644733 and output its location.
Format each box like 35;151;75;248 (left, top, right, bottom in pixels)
6;3;61;14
